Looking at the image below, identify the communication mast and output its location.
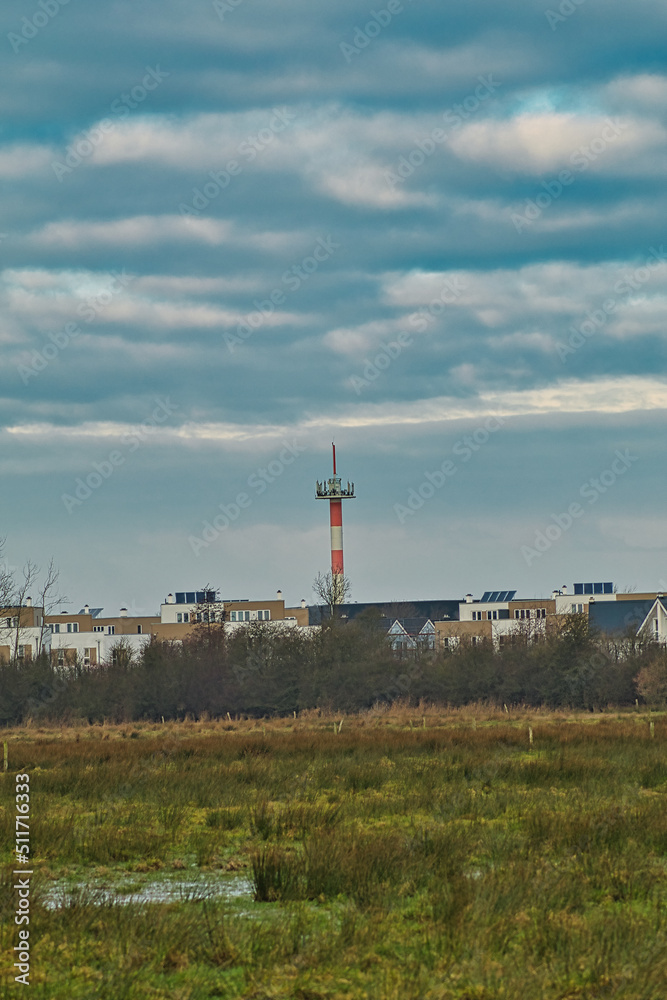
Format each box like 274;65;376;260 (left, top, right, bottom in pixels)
315;443;355;577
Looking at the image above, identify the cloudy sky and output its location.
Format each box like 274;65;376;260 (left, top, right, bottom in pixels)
2;0;667;614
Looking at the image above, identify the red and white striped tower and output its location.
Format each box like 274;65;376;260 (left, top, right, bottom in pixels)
315;443;355;578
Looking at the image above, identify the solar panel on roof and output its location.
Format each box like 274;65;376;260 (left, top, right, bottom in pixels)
505;591;516;601
481;592;492;602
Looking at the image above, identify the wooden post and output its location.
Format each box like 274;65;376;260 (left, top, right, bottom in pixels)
3;742;7;772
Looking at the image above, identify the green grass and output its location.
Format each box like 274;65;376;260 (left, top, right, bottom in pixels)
0;709;665;998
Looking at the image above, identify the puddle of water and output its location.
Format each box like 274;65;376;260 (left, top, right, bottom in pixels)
43;872;253;910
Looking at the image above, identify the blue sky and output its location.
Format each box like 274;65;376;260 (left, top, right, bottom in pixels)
2;0;667;614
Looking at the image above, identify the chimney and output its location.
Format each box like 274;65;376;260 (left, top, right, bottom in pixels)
84;604;90;614
166;593;175;604
25;597;32;607
464;594;474;604
119;607;128;618
277;590;283;600
561;585;568;594
300;598;306;609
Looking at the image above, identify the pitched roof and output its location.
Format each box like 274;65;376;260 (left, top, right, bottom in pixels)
588;599;655;636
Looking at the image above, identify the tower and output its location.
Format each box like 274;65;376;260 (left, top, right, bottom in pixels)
315;444;355;578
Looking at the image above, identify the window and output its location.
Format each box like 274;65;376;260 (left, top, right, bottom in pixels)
177;613;182;623
93;625;103;633
183;613;189;623
52;623;61;634
57;652;65;667
17;645;25;658
137;625;142;634
471;636;480;646
83;648;91;666
66;623;79;633
107;625;115;635
472;611;481;621
258;610;271;621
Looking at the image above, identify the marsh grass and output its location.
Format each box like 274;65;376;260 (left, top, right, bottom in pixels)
0;710;665;997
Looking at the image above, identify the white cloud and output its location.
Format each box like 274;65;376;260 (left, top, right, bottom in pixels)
7;377;667;450
449;111;665;175
29;215;233;249
0;144;54;178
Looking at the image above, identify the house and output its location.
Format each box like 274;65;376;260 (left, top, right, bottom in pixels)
385;618;436;652
43;589;306;667
0;601;48;662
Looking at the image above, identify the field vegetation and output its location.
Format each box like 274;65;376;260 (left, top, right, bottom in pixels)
0;708;665;998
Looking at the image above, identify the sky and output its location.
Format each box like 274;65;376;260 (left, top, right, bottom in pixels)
2;0;667;615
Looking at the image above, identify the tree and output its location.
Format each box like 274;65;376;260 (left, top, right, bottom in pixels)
35;559;68;657
313;572;351;620
636;650;667;706
0;538;16;653
9;559;38;662
191;586;226;636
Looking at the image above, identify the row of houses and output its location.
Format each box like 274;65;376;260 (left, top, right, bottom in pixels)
2;582;666;664
311;582;667;651
0;591;309;665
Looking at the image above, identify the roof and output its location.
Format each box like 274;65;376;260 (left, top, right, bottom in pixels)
309;599;461;625
386;618;435;636
588;599;655;636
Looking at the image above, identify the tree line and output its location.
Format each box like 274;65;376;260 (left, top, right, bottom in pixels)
0;611;666;725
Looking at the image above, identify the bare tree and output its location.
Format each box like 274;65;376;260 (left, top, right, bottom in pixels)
313;571;351;620
10;560;38;661
0;538;16;650
35;559;68;657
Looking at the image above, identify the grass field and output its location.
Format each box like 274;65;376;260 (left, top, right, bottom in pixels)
0;706;665;999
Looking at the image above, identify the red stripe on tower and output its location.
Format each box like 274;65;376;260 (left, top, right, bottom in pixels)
315;443;356;578
330;498;343;575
